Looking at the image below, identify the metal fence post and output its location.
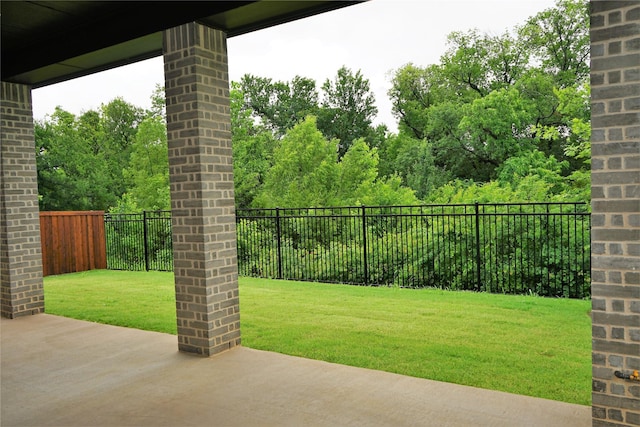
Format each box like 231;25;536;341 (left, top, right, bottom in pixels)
361;205;368;285
143;210;150;272
276;207;283;279
474;202;482;290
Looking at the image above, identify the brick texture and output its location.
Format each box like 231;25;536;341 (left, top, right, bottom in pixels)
591;2;640;426
0;82;44;318
162;23;240;356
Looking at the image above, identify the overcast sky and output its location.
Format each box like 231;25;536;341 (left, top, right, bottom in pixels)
32;0;557;131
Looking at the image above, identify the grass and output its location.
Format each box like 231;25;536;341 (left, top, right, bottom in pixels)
44;270;592;406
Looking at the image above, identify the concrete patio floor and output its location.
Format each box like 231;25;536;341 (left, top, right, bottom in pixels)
1;314;589;427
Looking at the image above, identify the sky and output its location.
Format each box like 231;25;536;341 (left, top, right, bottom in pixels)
31;0;557;131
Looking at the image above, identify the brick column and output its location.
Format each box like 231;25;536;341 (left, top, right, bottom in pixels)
590;2;640;426
0;82;44;318
162;23;240;356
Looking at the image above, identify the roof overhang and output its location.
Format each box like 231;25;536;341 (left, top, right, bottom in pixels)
1;1;360;88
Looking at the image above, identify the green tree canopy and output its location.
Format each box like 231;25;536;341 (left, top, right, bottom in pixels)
238;74;319;137
239;66;379;159
385;0;589;191
121;115;170;211
317;66;378;158
519;0;590;87
256;116;417;208
257;116;338;208
35;0;590;212
230;83;278;209
36;108;119;210
36;97;157;212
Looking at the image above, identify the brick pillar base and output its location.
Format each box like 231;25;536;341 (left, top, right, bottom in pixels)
163;23;240;356
0;82;44;318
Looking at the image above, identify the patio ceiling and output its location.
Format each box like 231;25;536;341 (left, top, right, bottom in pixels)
1;1;359;88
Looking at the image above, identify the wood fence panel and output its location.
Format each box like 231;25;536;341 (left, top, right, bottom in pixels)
39;211;106;276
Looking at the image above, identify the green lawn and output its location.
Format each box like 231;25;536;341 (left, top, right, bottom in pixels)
44;270;591;406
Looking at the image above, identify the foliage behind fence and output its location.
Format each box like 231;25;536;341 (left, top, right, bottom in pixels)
105;203;591;298
105;211;172;272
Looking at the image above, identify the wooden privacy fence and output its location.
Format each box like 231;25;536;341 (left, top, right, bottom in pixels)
39;211;107;276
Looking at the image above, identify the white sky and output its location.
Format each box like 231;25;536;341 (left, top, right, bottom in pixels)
31;0;557;131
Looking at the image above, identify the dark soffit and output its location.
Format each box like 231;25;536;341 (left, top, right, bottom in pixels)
1;1;360;88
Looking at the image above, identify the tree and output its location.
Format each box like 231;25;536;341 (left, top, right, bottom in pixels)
388;31;533;182
147;84;166;120
378;133;449;199
497;150;569;196
230;83;277;209
238;68;380;160
336;138;379;203
454;86;537;180
36;95;160;212
121;116;170;211
239;74;319;137
256;116;417;208
440;30;492;98
520;0;590;87
257;116;338;208
384;0;590;190
98;98;144;198
99;97;143;150
35;108;118;210
317;66;378;158
388;64;448;140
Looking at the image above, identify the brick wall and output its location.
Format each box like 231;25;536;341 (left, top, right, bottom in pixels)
590;2;640;426
0;82;45;318
162;23;241;356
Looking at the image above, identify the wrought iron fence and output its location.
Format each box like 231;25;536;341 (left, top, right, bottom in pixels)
105;210;172;271
105;203;591;298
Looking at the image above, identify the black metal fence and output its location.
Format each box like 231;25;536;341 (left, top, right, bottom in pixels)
105;203;591;298
105;210;173;271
